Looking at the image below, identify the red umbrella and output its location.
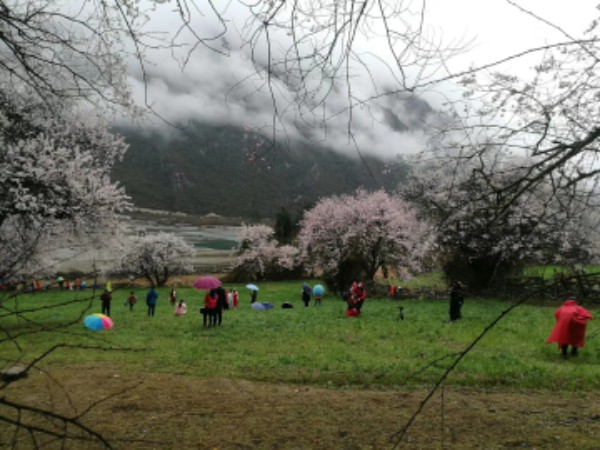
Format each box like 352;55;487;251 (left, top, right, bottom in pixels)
192;276;222;290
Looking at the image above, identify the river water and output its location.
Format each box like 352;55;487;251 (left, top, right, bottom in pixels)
54;217;242;276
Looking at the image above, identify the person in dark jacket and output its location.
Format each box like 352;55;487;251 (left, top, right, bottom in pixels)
449;281;465;323
100;289;112;317
301;283;311;307
146;287;158;317
215;286;227;326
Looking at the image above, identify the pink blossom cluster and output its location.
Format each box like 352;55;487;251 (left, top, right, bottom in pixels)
298;189;433;280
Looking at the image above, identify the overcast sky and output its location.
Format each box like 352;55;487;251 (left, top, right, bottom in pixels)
125;0;598;160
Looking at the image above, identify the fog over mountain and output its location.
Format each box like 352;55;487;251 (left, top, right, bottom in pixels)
120;2;442;162
112;122;412;219
112;2;453;218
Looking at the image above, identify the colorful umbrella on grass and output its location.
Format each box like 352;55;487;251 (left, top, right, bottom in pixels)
83;313;113;331
193;276;222;290
251;302;265;311
251;302;273;311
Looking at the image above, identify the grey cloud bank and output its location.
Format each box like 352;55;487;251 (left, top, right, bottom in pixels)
123;1;596;160
122;2;445;159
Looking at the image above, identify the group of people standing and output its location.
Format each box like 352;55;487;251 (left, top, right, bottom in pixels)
98;283;241;326
97;285;177;318
201;287;239;327
300;283;325;307
96;277;595;359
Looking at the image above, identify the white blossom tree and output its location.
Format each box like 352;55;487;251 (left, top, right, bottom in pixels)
0;93;131;284
118;232;194;287
233;224;302;281
405;155;600;290
427;6;600;243
298;189;432;291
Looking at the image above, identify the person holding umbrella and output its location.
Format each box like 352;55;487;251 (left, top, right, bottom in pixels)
246;284;259;303
313;284;325;306
301;283;312;307
192;276;223;327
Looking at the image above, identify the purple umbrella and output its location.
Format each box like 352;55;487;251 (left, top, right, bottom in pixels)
192;276;222;290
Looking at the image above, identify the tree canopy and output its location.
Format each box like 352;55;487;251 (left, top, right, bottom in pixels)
299;189;432;291
118;232;194;287
406;155;600;290
0;93;130;283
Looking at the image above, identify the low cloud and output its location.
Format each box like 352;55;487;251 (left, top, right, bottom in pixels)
122;3;440;160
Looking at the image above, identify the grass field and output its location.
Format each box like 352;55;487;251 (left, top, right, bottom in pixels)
3;279;600;449
523;265;600;280
3;280;599;390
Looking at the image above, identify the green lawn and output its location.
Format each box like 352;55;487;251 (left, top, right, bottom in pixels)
2;281;599;391
523;265;600;279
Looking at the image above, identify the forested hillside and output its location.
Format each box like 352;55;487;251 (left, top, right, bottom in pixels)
112;123;410;218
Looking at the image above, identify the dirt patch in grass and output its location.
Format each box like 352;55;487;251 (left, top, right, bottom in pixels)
2;365;599;449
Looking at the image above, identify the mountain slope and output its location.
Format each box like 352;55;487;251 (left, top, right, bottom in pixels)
111;123;410;218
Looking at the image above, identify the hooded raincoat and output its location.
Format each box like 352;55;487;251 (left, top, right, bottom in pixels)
546;299;593;348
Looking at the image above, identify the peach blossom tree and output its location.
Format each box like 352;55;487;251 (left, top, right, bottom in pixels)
298;189;432;291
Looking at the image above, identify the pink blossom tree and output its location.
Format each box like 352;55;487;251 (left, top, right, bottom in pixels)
298;189;432;291
118;233;194;287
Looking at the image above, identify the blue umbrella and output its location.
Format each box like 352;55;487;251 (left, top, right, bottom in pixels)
313;284;325;296
246;283;259;291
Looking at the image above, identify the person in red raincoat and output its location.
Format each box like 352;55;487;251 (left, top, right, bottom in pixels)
546;298;593;357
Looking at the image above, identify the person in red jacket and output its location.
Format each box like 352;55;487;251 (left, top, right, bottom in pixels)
352;281;367;312
546;298;593;357
202;289;218;327
232;289;239;308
